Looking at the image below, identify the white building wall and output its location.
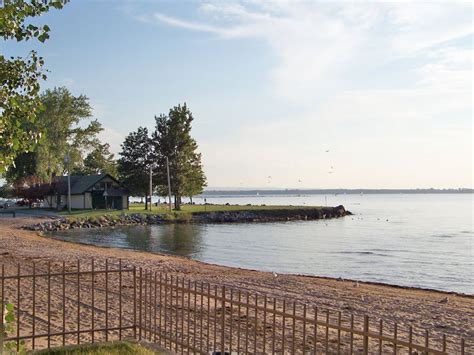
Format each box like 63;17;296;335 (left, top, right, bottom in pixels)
70;195;84;209
84;192;92;209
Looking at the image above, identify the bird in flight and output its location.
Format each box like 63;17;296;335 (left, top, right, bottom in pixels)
325;150;330;153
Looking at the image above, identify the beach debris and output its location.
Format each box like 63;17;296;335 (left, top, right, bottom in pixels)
353;281;359;288
439;297;449;304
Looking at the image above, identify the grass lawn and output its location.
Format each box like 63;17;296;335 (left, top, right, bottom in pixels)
31;341;162;354
56;203;321;219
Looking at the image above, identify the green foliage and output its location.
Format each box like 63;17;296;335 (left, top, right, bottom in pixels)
152;103;207;210
1;302;25;354
32;341;156;355
117;127;154;209
0;184;14;198
5;87;116;186
35;87;101;181
4;152;37;184
0;0;66;172
0;0;65;42
73;143;117;176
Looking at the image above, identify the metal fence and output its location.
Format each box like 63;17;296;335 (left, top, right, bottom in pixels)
0;260;469;354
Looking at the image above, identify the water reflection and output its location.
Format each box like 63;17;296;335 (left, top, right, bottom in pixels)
146;224;204;257
52;224;204;257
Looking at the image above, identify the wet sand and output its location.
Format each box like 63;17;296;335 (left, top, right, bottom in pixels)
0;217;472;352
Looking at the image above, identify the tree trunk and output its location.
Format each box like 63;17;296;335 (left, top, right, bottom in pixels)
174;194;181;210
189;196;193;204
145;195;148;210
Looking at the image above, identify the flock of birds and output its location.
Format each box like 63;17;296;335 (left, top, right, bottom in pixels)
263;149;335;185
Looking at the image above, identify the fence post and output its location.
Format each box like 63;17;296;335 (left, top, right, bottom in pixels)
133;266;137;340
363;315;369;355
0;265;4;355
139;267;143;341
16;264;20;353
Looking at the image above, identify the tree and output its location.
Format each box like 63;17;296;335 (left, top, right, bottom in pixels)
0;0;66;173
73;143;117;176
182;155;206;204
35;87;102;181
117;127;154;210
4;151;37;185
152;103;206;210
3;87;104;184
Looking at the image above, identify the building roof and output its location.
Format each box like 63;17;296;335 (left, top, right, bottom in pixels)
52;174;123;195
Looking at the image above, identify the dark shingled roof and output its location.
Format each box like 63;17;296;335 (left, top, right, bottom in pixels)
22;174;129;198
52;174;120;195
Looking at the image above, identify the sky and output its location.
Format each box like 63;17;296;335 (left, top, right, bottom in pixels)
2;0;473;189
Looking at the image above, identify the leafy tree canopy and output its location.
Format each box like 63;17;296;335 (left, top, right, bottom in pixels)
5;87;105;184
73;143;117;177
35;87;102;180
0;0;66;172
117;127;154;209
152;103;206;210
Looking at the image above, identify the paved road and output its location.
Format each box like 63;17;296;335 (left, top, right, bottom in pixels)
0;208;59;218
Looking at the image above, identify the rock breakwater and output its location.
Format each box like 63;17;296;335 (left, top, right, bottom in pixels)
24;206;351;232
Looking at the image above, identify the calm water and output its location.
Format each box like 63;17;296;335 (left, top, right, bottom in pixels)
49;194;473;294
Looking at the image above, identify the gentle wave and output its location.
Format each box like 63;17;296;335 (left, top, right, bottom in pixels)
335;251;392;257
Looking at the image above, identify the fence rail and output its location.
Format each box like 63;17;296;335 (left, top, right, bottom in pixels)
0;260;469;354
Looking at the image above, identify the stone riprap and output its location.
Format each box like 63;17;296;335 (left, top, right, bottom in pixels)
24;205;351;232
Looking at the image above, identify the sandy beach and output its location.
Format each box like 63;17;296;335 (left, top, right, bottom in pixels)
0;217;472;353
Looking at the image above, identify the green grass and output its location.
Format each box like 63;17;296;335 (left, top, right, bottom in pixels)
56;203;321;219
31;341;160;354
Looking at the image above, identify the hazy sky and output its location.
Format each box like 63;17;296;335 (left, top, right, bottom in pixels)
3;1;473;188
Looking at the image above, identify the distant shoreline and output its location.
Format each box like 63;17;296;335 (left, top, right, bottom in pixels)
201;188;473;196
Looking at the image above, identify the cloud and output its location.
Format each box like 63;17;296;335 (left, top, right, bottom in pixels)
151;13;225;35
141;1;472;188
147;1;472;104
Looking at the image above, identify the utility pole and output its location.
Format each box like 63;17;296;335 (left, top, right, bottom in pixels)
149;165;153;212
64;154;71;214
166;156;172;212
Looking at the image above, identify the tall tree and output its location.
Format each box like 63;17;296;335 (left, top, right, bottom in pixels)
35;87;102;181
4;87;104;184
73;143;117;176
0;0;66;172
117;127;154;210
152;103;206;210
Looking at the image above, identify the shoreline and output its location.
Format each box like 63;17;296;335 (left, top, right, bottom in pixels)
23;205;351;232
0;217;472;351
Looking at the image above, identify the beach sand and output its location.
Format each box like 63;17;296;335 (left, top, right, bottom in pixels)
0;217;472;353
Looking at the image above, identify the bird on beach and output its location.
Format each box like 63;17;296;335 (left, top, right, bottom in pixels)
273;272;278;278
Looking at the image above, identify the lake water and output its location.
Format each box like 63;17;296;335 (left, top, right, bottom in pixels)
49;194;473;294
